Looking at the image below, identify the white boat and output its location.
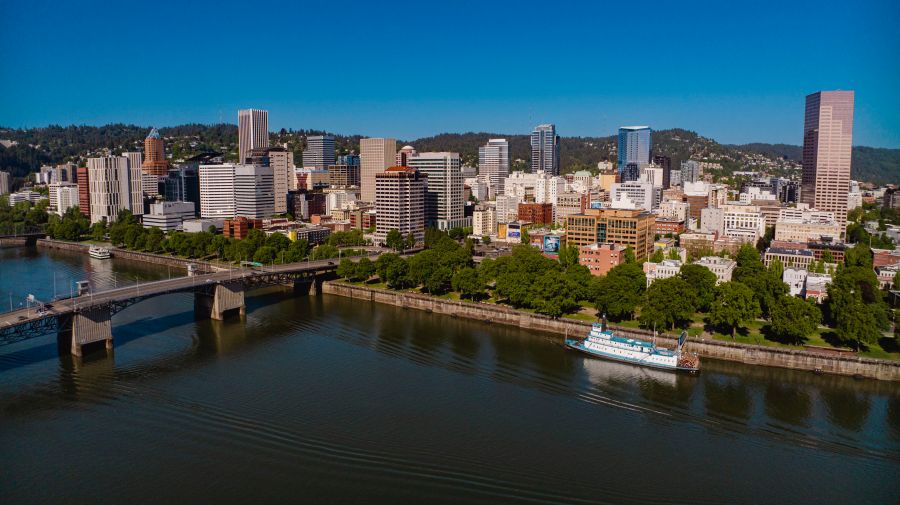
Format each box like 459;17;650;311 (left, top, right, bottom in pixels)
88;246;111;259
566;318;700;373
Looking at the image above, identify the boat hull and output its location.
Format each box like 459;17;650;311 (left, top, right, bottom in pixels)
566;338;699;374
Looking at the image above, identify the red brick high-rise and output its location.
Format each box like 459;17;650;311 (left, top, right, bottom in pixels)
76;166;90;219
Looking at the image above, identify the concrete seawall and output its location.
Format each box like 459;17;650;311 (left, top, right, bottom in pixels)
323;281;900;382
36;239;231;273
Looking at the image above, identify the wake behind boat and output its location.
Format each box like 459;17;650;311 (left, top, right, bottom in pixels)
566;318;700;373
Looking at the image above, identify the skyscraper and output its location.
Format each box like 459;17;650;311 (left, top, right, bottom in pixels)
800;90;854;232
478;138;509;197
87;155;143;223
303;135;336;169
407;152;467;230
530;124;560;175
142;128;170;176
652;154;672;188
267;147;293;212
238;109;269;163
360;138;396;203
199;164;237;218
374;167;426;245
617;126;652;174
235;165;275;219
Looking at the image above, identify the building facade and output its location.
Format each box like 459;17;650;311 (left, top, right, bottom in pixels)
579;243;626;277
407;152;467;230
374;167;426;244
303;135;336;170
238;109;269;163
478;138;509;196
199;164;237;219
141;128;169;176
530;124;560;175
565;207;655;261
800;90;854;232
360;138;397;203
87;155;143;223
235;165;275;219
617;126;651;174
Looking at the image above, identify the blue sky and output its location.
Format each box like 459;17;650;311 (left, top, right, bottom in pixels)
2;0;898;147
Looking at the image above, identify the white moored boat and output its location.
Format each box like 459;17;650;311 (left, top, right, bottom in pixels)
88;246;111;259
566;318;699;373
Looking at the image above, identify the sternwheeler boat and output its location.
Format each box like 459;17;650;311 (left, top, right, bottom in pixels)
566;318;700;373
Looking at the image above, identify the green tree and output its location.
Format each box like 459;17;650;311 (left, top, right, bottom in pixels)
666;248;681;261
623;247;636;264
640;276;696;330
679;264;717;312
649;249;664;263
310;244;339;260
593;262;645;320
376;253;410;289
768;257;784;280
90;221;107;241
355;258;376;281
558;244;579;269
336;258;357;280
844;243;873;268
253;245;277;264
709;281;760;337
769;296;821;344
385;229;405;252
265;232;291;252
481;235;491;245
452;267;484;300
821;249;834;264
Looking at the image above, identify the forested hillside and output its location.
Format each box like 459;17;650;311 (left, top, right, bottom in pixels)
1;124;896;187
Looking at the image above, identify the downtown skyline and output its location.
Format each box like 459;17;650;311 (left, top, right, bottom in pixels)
1;0;898;147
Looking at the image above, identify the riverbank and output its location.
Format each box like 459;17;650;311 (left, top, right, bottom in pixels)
323;281;900;381
35;239;232;273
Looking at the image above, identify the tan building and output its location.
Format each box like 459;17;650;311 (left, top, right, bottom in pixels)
374;167;426;245
764;247;814;270
643;259;683;287
598;171;617;192
774;206;841;242
565;207;655;261
360;138;397;203
472;205;496;237
800;90;854;232
693;256;736;284
267;147;294;213
579;243;626;276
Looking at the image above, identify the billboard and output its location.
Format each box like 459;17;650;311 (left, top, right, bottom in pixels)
543;235;561;253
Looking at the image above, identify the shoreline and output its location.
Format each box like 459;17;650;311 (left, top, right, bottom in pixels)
323;281;900;382
35;239;232;273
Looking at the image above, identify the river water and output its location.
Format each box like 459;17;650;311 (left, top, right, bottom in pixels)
1;247;898;504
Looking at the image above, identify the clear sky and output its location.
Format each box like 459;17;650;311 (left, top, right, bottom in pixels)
1;0;898;147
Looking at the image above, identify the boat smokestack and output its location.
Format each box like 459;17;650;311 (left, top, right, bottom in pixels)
601;314;608;332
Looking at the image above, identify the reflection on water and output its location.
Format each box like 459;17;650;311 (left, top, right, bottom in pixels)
1;247;899;505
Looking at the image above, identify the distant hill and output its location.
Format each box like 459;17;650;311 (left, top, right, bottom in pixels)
1;124;897;186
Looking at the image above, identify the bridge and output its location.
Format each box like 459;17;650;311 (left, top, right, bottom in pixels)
0;257;357;356
0;230;47;247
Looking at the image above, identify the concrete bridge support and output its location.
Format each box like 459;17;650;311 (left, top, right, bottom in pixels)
195;283;246;320
57;306;113;357
293;275;325;296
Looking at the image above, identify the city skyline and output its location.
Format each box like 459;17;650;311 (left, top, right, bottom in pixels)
1;1;898;147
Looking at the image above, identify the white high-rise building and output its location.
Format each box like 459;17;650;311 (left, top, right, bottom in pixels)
199;164;237;218
530;124;560;175
374;167;426;244
325;190;357;215
611;181;656;211
495;194;522;223
0;170;9;195
49;182;79;216
641;165;665;187
303;135;336;170
87;155;143;223
472;205;496;237
360;138;396;203
478;138;509;197
235;165;275;219
238;109;269;163
502;171;565;205
407;152;468;230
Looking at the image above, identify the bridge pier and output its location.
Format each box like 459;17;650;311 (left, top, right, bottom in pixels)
195;283;246;320
57;306;113;357
293;275;324;296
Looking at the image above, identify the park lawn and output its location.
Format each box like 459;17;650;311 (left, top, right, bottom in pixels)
563;312;596;322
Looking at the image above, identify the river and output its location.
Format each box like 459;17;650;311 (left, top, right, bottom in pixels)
1;247;898;504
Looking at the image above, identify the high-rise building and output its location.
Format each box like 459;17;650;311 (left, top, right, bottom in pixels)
611;181;656;211
162;166;200;216
303;135;336;170
530;124;560;175
407;152;467;230
199;164;237;218
800;90;854;232
235;165;275;219
617;126;651;174
238;109;269;163
328;162;361;187
76;166;90;218
374;167;426;245
652;155;672;188
0;170;9;195
142;128;170;176
360;138;397;203
681;160;700;184
87;155;143;223
267;146;293;213
396;145;417;167
621;163;641;183
478;138;509;197
49;182;79;216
